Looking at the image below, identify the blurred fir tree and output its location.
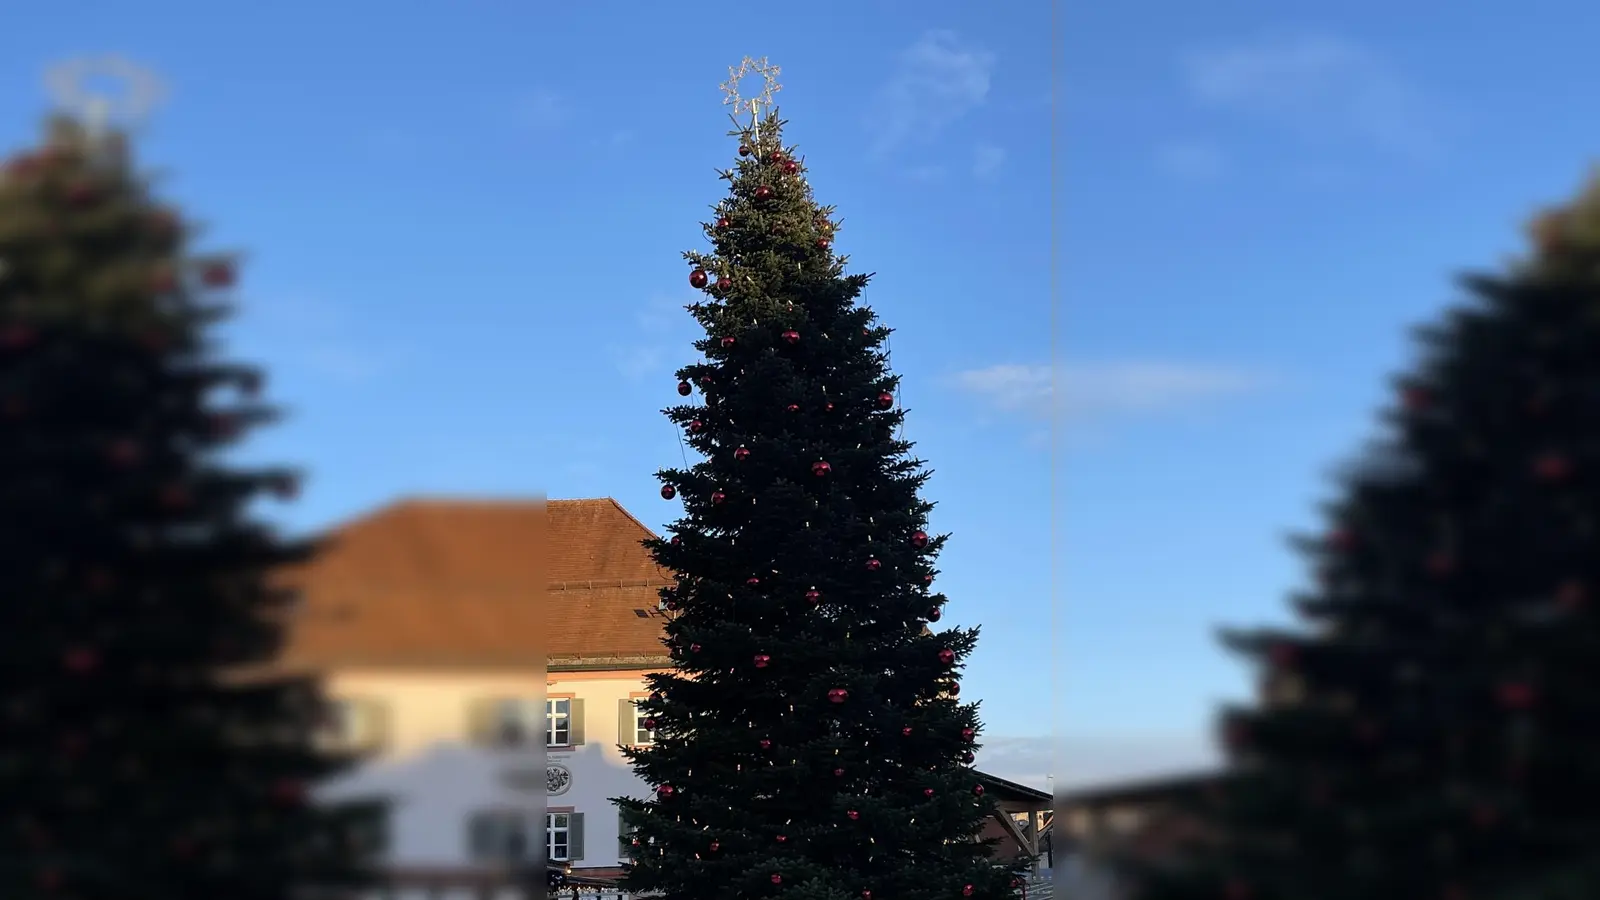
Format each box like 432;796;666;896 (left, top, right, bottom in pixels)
0;116;384;899
1118;176;1600;899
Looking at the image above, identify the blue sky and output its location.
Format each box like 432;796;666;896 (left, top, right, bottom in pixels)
5;2;1598;792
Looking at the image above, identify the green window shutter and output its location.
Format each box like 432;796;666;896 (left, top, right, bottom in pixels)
466;699;498;745
569;699;586;745
569;812;585;861
618;698;635;746
364;699;392;751
617;808;629;855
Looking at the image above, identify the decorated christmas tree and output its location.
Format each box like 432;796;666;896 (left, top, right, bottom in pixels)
0;108;383;896
614;59;1028;900
1120;176;1600;899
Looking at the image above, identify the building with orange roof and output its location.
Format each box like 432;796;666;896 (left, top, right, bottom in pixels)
281;496;1048;894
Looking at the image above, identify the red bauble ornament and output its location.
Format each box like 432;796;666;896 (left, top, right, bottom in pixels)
769;150;784;163
972;783;984;796
783;160;798;174
912;530;929;548
771;874;783;885
946;682;961;697
1497;682;1536;710
961;727;976;742
824;401;835;412
631;837;641;847
720;336;736;348
64;648;97;674
715;276;732;292
689;643;702;654
670;536;682;546
876;391;895;410
828;688;849;704
812;460;832;477
1558;579;1587;610
938;648;956;666
0;326;36;351
273;778;306;806
108;439;141;467
805;589;822;605
661;484;677;500
923;787;935;797
734;446;751;461
200;263;235;288
754;653;772;668
677;380;692;396
739;145;752;156
644;718;658;730
963;886;974;897
786;403;800;413
924;574;934;585
716;217;731;229
866;558;882;571
1534;453;1571;481
699;375;714;386
754;185;773;201
657;784;676;798
902;726;913;736
863;892;872;900
834;767;845;777
689;269;709;289
711;491;727;505
746;576;761;586
709;840;720;851
688;419;704;433
782;329;800;344
1268;643;1296;667
775;834;788;843
817;238;831;250
961;750;975;764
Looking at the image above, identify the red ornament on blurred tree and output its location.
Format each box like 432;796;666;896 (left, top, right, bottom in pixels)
689;269;709;289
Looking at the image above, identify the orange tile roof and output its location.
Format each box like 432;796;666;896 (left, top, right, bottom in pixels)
273;497;674;669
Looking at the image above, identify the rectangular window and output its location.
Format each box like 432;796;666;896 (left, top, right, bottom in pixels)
632;700;655;746
316;698;388;752
547;698;571;747
547;812;571;861
488;700;542;748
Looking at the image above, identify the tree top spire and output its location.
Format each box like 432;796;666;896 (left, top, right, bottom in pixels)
720;56;782;138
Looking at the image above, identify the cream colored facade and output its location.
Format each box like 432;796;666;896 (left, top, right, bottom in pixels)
317;665;662;873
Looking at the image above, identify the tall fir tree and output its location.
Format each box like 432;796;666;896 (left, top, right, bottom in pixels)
1120;177;1600;899
614;76;1028;900
0;117;383;899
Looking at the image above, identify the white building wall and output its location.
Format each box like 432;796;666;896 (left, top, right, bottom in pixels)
314;667;656;871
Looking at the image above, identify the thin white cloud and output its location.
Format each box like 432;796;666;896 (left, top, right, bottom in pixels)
609;294;697;381
514;87;565;130
1154;139;1226;181
1181;31;1444;160
976;733;1220;793
973;143;1006;179
240;295;408;385
951;362;1269;422
872;31;994;157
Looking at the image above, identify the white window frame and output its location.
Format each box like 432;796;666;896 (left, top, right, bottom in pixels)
546;698;572;747
632;700;655;746
547;812;571;862
491;700;542;748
